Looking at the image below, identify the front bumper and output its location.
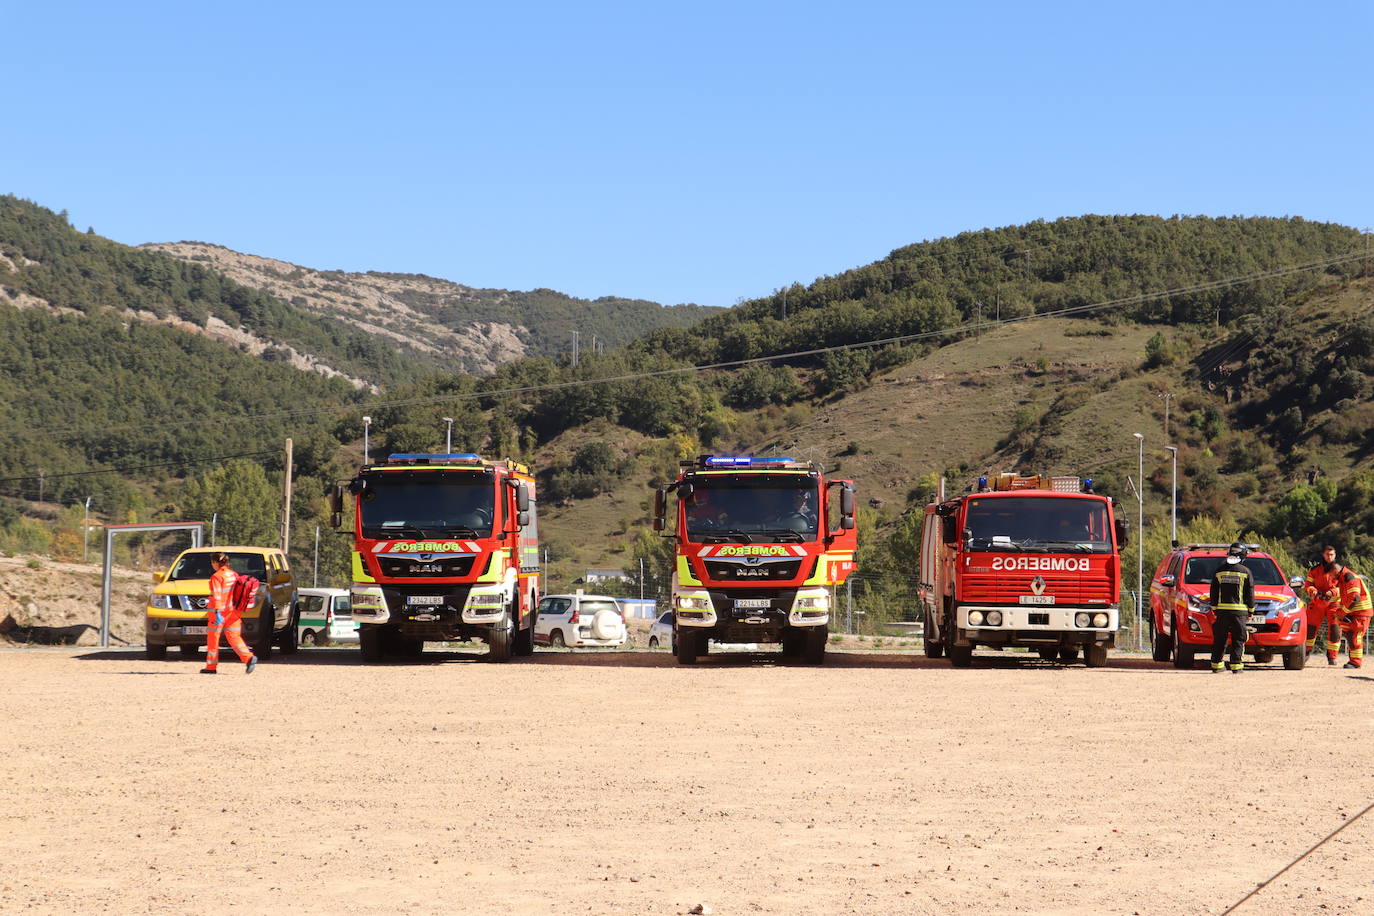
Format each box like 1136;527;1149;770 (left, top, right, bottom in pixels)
957;604;1117;634
145;613;271;644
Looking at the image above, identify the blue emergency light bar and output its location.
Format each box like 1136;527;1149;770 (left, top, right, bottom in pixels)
703;456;797;468
386;453;482;465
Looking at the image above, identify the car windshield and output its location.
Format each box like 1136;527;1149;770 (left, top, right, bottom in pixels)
964;496;1113;553
167;552;268;581
359;476;495;538
1184;555;1285;586
683;477;819;542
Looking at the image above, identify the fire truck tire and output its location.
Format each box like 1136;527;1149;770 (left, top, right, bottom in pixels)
802;627;827;665
948;643;973;667
179;643;200;657
1036;647;1058;661
1171;626;1194;669
1084;644;1108;667
675;629;698;665
922;608;944;658
1057;647;1079;663
1151;626;1173;662
487;612;513;662
1252;650;1275;664
1283;645;1306;670
781;630;803;658
513;620;534;657
145;642;167;660
359;626;385;663
549;630;566;648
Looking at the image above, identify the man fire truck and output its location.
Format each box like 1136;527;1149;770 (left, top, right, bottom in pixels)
653;456;857;665
918;472;1127;668
329;453;540;662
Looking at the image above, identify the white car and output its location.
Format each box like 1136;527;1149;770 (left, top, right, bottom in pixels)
648;611;675;650
534;593;627;648
296;587;358;646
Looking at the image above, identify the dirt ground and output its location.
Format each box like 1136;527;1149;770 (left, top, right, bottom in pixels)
2;645;1372;916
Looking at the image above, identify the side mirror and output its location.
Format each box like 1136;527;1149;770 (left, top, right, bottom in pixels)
940;515;958;545
514;481;530;513
517;510;530;527
329;484;344;529
679;482;694;502
1160;574;1177;588
840;485;855;518
841;516;855;530
152;571;165;584
1289;575;1305;589
652;488;667;532
1114;517;1130;547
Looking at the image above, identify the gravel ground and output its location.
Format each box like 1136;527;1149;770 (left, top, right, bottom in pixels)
1;646;1371;915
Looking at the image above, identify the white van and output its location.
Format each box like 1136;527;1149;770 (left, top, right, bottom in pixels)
297;587;358;646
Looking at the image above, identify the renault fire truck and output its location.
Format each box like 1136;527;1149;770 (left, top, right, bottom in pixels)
653;456;857;665
918;472;1127;668
329;453;540;662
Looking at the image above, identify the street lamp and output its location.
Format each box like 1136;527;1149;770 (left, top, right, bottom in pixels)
1164;446;1178;546
362;416;372;464
442;417;454;454
82;496;92;565
1132;433;1145;649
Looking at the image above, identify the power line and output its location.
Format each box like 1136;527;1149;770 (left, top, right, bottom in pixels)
0;449;278;488
5;250;1366;445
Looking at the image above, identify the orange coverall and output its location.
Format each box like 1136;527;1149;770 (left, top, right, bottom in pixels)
1338;570;1372;667
205;566;254;670
1304;563;1346;658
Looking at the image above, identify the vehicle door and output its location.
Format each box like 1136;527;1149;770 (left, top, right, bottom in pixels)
268;553;294;627
331;593;356;640
534;597;558;642
1149;553;1175;633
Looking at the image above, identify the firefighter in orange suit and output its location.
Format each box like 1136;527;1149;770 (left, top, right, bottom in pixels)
201;552;258;675
1304;545;1346;664
1336;568;1372;669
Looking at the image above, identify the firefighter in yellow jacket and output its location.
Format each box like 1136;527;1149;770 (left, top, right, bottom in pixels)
1336;568;1372;669
1209;543;1255;674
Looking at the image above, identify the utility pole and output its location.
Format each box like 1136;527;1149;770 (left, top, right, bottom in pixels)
442;417;454;454
1165;445;1178;546
639;557;645;600
1132;433;1145;650
280;438;293;555
571;330;579;368
82;496;92;564
313;525;320;587
1159;392;1173;440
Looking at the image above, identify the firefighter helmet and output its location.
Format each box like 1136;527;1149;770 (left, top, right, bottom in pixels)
1226;542;1248;565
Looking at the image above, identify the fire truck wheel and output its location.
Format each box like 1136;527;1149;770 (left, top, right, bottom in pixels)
513;619;534;657
1283;645;1306;670
1036;647;1058;661
1057;647;1079;664
675;629;698;665
486;613;513;662
1171;626;1195;669
1252;650;1274;664
802;627;827;665
1151;626;1173;663
359;626;385;663
549;629;566;648
781;630;803;658
179;643;200;657
948;643;973;667
145;642;167;660
1084;644;1108;667
922;608;944;658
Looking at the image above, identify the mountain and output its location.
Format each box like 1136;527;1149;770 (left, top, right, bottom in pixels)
142;241;721;376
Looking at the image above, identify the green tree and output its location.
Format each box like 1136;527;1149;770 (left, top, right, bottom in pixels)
180;460;279;546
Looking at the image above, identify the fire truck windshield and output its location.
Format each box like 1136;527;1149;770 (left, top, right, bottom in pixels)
964;496;1112;553
684;479;819;542
359;477;495;539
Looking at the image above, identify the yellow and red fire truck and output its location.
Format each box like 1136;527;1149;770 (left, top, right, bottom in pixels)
918;472;1127;667
330;453;540;662
653;455;858;665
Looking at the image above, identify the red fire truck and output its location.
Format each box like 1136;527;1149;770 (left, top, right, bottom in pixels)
918;472;1127;667
329;453;540;662
653;455;857;665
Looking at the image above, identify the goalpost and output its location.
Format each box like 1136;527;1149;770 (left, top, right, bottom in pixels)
99;522;205;648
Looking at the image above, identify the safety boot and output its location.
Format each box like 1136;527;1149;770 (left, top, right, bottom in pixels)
1228;663;1244;674
1344;660;1362;669
1210;662;1224;673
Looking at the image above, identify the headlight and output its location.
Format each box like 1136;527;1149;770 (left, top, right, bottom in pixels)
466;590;505;610
351;586;387;610
675;594;711;610
1092;613;1109;628
1075;612;1091;627
149;594;177;610
968;610;985;626
794;594;830;610
1187;593;1211;612
1274;597;1299;614
985;610;1003;626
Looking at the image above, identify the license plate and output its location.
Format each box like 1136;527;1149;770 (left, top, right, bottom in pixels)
182;626;207;635
1019;596;1056;605
1248;615;1267;625
734;598;771;609
407;596;443;606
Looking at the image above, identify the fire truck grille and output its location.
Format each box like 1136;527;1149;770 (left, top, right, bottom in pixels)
378;556;477;578
703;559;803;581
960;571;1113;603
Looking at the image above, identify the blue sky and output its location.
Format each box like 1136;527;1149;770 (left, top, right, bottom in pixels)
4;2;1369;306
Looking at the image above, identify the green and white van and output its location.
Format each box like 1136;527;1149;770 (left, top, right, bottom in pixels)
296;587;357;646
